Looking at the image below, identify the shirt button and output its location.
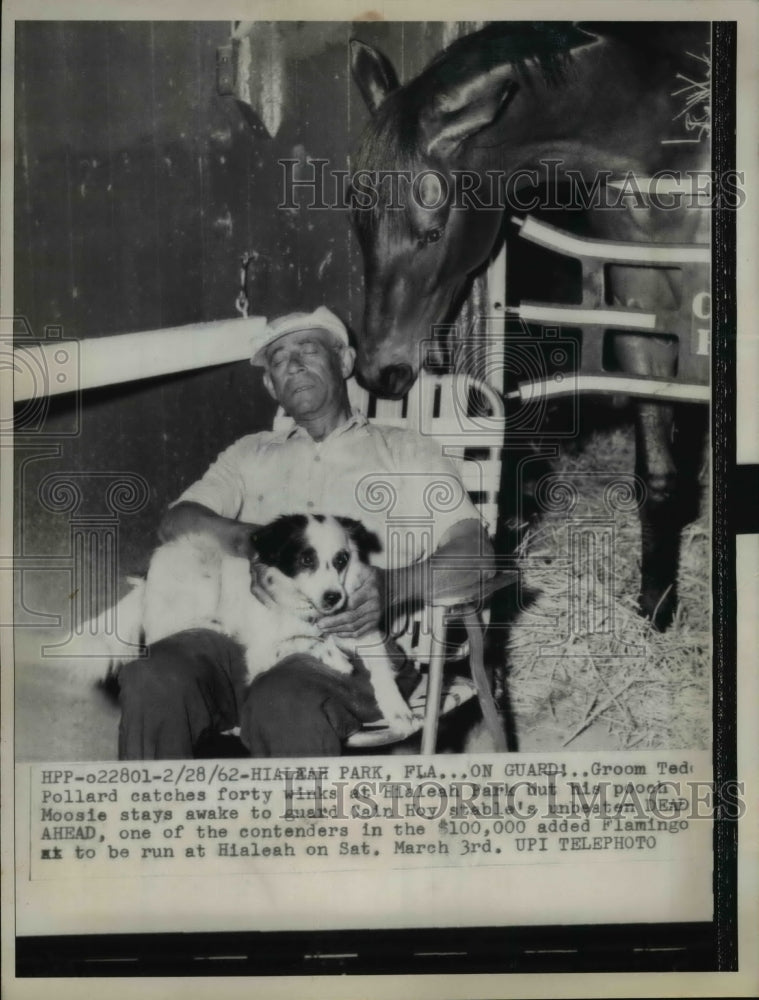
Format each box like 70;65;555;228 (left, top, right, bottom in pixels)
257;494;264;502
314;455;321;463
307;501;314;508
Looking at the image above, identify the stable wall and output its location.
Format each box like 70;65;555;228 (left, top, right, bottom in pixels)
12;19;473;626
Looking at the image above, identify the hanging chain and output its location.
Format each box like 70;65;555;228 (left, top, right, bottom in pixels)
235;251;254;317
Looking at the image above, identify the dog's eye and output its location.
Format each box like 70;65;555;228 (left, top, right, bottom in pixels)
334;549;350;572
299;549;316;570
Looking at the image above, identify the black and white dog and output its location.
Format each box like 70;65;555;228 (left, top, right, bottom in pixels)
88;513;415;735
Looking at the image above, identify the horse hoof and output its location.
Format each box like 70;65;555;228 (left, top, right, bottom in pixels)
639;591;677;632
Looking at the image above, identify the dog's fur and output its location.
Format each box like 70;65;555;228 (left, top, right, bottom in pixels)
87;514;415;735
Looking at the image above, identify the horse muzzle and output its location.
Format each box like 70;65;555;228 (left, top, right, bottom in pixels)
366;363;416;399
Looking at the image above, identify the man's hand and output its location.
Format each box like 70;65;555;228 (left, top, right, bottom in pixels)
248;557;280;610
317;566;387;639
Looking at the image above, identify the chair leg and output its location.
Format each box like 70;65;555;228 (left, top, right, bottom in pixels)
421;608;446;755
463;611;507;752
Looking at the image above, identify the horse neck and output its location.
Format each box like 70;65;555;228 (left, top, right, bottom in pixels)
455;37;710;180
467;136;646;184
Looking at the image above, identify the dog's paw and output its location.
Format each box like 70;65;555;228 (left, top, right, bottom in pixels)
319;637;354;675
273;636;353;676
275;636;320;663
383;706;416;738
332;634;359;657
374;691;416;737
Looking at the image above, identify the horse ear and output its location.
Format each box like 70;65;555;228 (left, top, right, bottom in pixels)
419;67;517;159
350;39;400;114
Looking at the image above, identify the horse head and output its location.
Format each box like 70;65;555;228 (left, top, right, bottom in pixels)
349;25;592;397
350;22;714;634
350;35;517;397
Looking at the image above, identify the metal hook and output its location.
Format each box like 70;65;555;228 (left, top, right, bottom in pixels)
235;251;254;317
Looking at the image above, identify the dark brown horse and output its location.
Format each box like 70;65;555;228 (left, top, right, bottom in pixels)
349;22;712;629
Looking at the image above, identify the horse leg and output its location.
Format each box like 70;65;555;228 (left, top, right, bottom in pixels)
633;398;680;629
613;330;680;630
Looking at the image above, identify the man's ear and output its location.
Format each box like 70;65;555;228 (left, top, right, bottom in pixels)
262;371;277;399
339;345;356;380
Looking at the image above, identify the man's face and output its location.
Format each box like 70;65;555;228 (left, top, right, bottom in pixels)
263;329;352;419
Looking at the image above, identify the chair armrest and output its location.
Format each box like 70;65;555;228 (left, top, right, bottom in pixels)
429;570;519;611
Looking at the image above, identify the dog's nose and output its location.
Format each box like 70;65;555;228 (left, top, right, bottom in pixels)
322;590;343;610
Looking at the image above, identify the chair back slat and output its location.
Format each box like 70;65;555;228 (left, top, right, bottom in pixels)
372;397;405;424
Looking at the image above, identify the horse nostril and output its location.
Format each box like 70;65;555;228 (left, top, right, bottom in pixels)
378;364;414;399
323;590;343;609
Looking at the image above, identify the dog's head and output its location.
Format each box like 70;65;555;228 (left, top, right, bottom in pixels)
251;514;381;618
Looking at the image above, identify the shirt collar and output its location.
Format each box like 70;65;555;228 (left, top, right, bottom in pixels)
285;408;368;442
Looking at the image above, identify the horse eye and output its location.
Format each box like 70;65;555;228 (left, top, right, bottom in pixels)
417;227;443;249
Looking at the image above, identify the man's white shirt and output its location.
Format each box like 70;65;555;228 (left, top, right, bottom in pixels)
174;411;482;569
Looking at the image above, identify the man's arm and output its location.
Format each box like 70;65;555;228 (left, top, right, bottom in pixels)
393;518;496;607
318;519;495;638
159;501;261;558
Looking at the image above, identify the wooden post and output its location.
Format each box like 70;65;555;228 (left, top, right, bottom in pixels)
13;316;266;402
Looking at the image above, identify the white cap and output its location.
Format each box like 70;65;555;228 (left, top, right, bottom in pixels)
250;306;349;367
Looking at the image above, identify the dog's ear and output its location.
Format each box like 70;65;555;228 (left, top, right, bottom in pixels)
337;517;382;561
251;514;308;568
243;528;266;562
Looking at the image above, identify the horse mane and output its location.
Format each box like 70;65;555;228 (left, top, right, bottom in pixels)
422;21;596;90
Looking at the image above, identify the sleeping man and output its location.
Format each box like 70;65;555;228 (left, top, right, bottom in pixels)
117;306;494;758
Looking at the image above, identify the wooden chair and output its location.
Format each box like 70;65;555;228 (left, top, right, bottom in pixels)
275;370;510;754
